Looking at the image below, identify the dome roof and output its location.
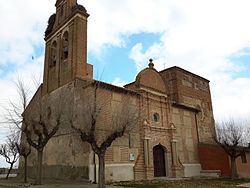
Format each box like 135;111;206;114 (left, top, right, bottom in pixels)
135;59;167;93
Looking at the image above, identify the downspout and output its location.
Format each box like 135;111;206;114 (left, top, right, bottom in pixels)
195;113;200;143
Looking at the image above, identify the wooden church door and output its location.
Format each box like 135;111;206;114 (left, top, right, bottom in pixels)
153;145;166;177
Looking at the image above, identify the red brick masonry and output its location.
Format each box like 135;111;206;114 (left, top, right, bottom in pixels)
198;143;231;177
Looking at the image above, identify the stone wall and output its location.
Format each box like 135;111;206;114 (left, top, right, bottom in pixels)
20;81;91;180
18;165;88;180
21;79;142;181
172;107;199;164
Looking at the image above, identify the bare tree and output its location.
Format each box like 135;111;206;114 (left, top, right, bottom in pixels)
215;119;250;179
16;142;31;183
4;75;41;131
5;78;30;130
3;78;32;182
22;105;61;185
20;87;68;185
71;81;140;188
0;135;19;179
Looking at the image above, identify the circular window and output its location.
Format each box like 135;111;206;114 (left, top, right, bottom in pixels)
153;113;160;122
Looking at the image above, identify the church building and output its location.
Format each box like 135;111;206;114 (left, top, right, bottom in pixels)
21;0;216;182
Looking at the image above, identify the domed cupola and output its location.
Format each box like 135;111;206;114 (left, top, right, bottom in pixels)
135;59;167;93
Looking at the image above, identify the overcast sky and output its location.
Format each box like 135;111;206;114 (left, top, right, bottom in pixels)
1;0;250;167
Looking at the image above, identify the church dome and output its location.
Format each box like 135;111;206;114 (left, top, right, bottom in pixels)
135;59;167;93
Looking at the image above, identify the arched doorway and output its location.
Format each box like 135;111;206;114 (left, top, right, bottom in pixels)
153;145;166;177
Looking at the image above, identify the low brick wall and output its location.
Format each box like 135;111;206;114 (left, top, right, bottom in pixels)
236;151;250;178
198;143;230;177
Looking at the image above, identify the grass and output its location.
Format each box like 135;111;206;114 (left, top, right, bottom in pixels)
114;178;250;188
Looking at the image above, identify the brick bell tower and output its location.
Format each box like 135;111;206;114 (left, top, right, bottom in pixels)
43;0;93;93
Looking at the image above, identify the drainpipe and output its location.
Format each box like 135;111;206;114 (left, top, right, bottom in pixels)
195;113;200;143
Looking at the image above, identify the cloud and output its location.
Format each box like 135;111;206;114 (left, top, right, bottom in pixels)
82;0;175;54
0;0;53;66
112;77;127;87
211;77;250;120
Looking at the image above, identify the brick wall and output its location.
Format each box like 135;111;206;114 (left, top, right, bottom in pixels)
160;67;215;143
198;143;230;177
236;151;250;178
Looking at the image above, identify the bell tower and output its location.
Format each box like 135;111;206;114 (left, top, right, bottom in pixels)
43;0;93;93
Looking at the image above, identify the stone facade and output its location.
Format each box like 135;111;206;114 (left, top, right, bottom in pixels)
20;0;216;182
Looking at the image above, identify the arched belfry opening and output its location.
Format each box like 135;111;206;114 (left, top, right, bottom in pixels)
62;31;69;60
153;145;167;177
50;41;57;68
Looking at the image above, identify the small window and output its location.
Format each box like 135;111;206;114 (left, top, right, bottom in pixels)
153;113;160;122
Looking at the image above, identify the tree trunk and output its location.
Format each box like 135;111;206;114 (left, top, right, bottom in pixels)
98;153;106;188
230;156;238;179
24;156;28;183
6;163;13;179
36;149;43;185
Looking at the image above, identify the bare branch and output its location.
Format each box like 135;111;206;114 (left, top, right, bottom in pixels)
0;134;19;179
215;119;250;179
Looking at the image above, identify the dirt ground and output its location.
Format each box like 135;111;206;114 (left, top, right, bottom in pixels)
0;177;250;188
114;178;250;188
0;177;123;188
